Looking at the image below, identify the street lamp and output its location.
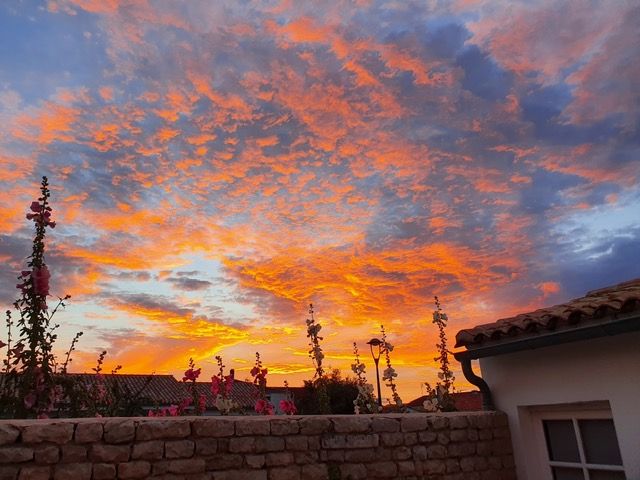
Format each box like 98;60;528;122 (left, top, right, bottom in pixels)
367;338;383;406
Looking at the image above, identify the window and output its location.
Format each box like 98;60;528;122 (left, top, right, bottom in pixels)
533;406;626;480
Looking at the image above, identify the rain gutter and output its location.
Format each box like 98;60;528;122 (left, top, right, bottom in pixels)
453;313;640;411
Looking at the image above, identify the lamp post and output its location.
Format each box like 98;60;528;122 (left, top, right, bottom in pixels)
367;338;383;406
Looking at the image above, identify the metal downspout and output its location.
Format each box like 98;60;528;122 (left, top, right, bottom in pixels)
459;356;495;411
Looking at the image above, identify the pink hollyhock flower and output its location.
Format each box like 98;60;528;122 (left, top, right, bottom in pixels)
24;392;37;409
167;405;179;416
224;374;234;394
250;366;259;377
32;266;51;296
198;394;206;412
211;376;221;395
30;201;42;213
254;399;274;415
147;410;155;417
279;399;297;415
182;367;201;382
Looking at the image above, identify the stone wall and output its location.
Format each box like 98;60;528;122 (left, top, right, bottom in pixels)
0;412;516;480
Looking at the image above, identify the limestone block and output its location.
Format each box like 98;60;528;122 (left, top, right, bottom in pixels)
92;463;116;480
270;420;299;436
404;432;418;445
412;445;427;461
204;453;243;471
228;437;256;454
393;445;412;460
449;415;469;430
192;418;235;438
60;444;86;462
365;461;397;478
418;430;437;443
118;460;151;479
400;416;428;432
424;459;446;474
0;447;33;463
21;423;74;445
379;432;403;447
212;470;267;480
53;462;91;480
0;426;20;446
16;466;50;480
294;451;319;465
235;419;270;436
74;422;103;443
450;430;467;442
397;460;416;475
33;446;58;464
426;444;447;459
344;448;376;462
195;438;218;456
131;440;164;460
321;434;378;449
371;417;399;434
268;466;301;480
448;442;476;457
164;458;206;474
265;451;294;467
298;418;330;435
255;437;285;453
89;444;130;463
339;463;367;480
245;454;266;468
136;419;191;441
300;463;328;480
285;436;307;451
332;417;370;434
0;466;18;480
103;419;135;444
427;416;449;431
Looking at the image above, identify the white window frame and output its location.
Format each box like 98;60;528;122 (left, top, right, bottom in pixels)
529;403;626;480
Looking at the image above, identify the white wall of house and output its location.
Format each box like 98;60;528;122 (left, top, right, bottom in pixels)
479;331;640;480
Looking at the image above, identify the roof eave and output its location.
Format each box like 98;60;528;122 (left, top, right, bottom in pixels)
454;312;640;361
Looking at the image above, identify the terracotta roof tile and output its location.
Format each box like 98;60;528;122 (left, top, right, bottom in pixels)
66;374;259;409
455;278;640;348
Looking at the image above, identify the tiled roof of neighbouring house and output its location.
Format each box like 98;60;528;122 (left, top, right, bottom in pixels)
406;391;483;412
455;278;640;348
64;374;259;409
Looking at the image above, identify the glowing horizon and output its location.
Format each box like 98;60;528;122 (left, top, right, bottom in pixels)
1;0;639;403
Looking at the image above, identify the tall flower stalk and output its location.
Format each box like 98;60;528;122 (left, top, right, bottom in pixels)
306;303;330;414
182;357;206;415
279;380;297;415
424;296;456;412
210;355;237;415
351;342;379;414
0;177;75;418
251;352;274;415
380;325;404;410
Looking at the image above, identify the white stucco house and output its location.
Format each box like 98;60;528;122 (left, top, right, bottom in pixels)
454;278;640;480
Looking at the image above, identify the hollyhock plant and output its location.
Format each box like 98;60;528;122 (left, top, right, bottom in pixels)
351;342;379;414
181;358;204;415
305;303;330;414
210;355;238;415
251;352;274;415
380;325;405;411
279;380;297;415
423;296;457;412
0;177;76;418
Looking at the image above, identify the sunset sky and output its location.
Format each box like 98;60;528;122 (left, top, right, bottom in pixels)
1;0;639;402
